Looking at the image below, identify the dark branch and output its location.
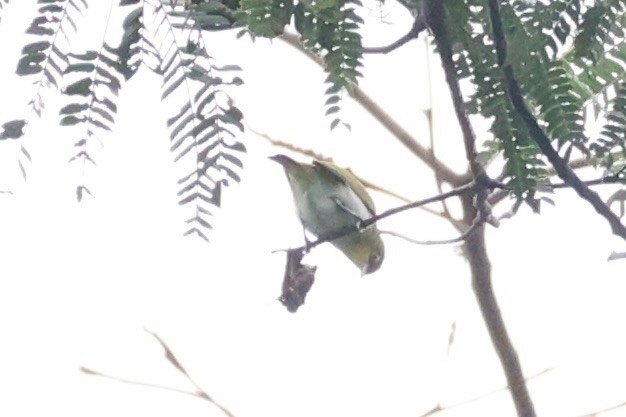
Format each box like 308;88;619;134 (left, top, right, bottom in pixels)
425;1;497;228
550;175;622;189
292;183;475;254
425;2;537;416
486;0;626;242
488;173;623;209
362;16;427;54
363;183;473;227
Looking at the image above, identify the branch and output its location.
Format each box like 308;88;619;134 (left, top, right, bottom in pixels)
81;330;236;417
295;183;475;253
486;0;626;242
381;218;479;245
362;15;427;54
422;35;463;231
249;124;468;225
488;173;623;209
425;1;497;229
425;2;536;416
364;183;474;227
550;175;622;189
278;31;464;186
574;400;626;417
425;12;480;179
80;366;203;399
417;368;553;417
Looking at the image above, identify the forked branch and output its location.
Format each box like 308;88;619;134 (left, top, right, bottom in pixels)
81;329;236;417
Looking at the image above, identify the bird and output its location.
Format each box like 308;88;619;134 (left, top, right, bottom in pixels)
270;154;384;275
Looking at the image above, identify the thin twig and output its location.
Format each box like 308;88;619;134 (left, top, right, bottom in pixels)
363;183;474;227
250;124;461;222
488;173;623;208
295;183;475;253
81;330;237;417
550;175;621;188
423;35;461;231
573;400;626;417
417;368;553;417
381;218;480;245
80;366;203;400
362;15;427;54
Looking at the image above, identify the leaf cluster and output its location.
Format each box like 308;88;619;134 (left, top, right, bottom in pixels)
1;0;246;239
238;0;364;129
158;1;246;240
443;0;626;203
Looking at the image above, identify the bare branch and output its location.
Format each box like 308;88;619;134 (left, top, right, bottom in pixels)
381;218;479;245
292;182;475;254
366;183;474;227
417;368;553;417
362;16;427;54
425;2;536;415
81;331;237;417
278;31;464;186
249;124;465;224
80;366;202;398
574;401;626;417
423;35;462;231
488;170;624;209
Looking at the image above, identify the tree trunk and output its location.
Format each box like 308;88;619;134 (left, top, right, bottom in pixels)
462;196;537;417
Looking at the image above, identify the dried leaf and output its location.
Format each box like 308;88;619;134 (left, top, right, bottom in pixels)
279;249;316;313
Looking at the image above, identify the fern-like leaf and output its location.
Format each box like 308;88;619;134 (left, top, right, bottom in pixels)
295;0;363;129
513;0;583;59
503;3;585;148
237;0;293;37
1;0;88;178
60;45;125;200
445;0;547;197
154;1;246;240
117;1;160;79
573;0;626;64
565;35;626;119
239;0;364;129
171;0;239;31
591;82;626;169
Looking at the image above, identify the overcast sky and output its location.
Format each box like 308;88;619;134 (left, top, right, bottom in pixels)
1;1;626;417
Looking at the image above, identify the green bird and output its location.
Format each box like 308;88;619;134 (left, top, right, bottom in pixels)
270;154;384;275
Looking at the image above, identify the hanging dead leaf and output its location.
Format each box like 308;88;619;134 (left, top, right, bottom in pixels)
278;249;316;313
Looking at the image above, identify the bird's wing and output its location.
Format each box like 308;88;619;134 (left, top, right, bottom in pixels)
314;160;376;217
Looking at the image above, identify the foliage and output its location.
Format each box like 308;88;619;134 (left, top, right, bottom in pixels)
0;0;245;240
238;0;364;129
442;0;626;202
3;0;626;233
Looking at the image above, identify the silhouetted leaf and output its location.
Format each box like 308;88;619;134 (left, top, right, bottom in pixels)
0;119;26;140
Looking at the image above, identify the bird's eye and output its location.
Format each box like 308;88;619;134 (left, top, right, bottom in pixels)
365;252;383;274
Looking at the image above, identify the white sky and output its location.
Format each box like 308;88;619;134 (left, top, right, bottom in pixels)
1;1;626;417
